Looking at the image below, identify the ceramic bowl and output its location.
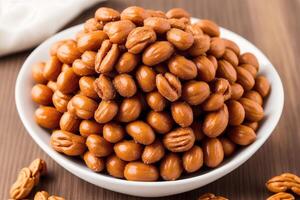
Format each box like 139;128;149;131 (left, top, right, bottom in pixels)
15;18;284;197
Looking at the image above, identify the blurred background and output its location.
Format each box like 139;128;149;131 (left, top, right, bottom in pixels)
0;0;299;199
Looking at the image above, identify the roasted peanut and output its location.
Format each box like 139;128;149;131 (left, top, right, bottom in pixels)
146;91;167;111
188;35;210;57
95;7;120;23
117;96;142;122
52;90;72;113
223;39;240;55
202;105;229;138
113;74;137;97
147;9;167;18
266;192;295;200
56;40;81;64
185;24;204;37
126;120;155;145
142;139;165;164
156;73;182;102
79;76;98;100
115;52;139;73
168;55;197;80
114;140;143;161
124;162;159;181
50;130;86;156
239;52;259;70
106;154;127;178
166;8;190;19
146;111;173;134
163;127;195;152
171;101;193;127
240;64;257;77
126;26;156;54
236;66;255;91
182;81;210;105
86;134;113;157
103;122;125;143
136;65;156;92
79;120;103;137
77;30;108;52
95;39;120;74
59;112;81;133
210;78;232;100
43;56;62;81
208;37;225;58
254;75;270;97
9;167;35;199
166;28;194;50
203;138;224;168
194;55;216;82
227;100;245;125
223;49;239;67
72;59;95;76
35;106;61;129
220;137;236;157
121;6;150;25
144;17;171;34
142;41;174;66
202;93;224;112
94;74;116;100
81;51;97;68
217;60;237;83
182;145;203;173
56;68;79;94
168;18;188;30
103;20;136;44
71;95;98;119
196;19;220;37
244;90;263;106
244;121;259;131
228;125;256;145
266;173;300;195
160;153;183;181
239;98;264;122
83;151;105;172
230;83;244;100
94;100;118;123
32;62;47;84
31;84;53;106
83;18;103;32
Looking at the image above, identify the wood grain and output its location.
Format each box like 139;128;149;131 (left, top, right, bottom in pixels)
1;0;299;199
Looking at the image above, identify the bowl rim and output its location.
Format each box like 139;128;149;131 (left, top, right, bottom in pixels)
15;18;284;187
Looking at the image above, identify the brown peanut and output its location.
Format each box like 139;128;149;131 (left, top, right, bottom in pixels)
202;105;229;138
86;134;113;157
163;127;195;152
182;145;203;173
160;153;183;181
228;125;256;145
126;26;156;54
142;41;174;66
83;151;105;172
94;100;118;123
35;106;61;129
124;162;159;181
203;138;224;168
168;55;197;80
166;28;194;50
156;73;182;102
50;130;86;156
182;81;210;105
142;139;165;164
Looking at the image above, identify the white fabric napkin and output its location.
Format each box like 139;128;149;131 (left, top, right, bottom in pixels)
0;0;105;57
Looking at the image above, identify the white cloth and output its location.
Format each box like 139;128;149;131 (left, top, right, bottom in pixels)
0;0;105;56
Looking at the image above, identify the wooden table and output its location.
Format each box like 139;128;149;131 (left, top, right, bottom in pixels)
1;0;299;199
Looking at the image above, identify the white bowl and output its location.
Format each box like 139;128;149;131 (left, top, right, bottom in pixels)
15;18;284;197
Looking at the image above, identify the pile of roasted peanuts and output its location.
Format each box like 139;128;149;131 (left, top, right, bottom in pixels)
31;6;270;181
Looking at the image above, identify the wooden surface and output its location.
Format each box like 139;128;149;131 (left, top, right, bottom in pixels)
1;0;299;199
